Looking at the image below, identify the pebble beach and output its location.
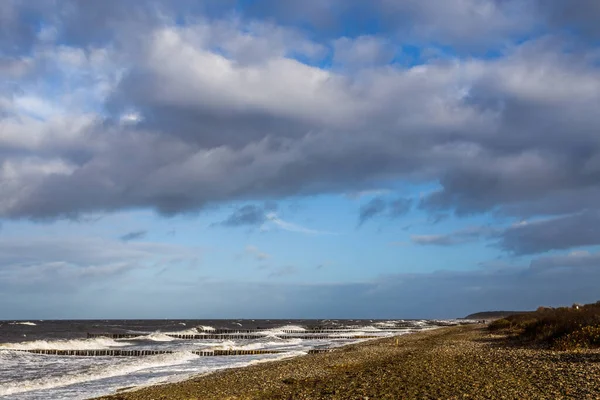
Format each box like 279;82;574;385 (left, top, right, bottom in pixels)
97;324;600;399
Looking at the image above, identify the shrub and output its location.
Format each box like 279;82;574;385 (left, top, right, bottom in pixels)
554;326;600;350
488;301;600;350
488;318;512;331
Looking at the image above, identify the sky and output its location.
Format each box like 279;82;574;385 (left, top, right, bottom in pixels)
2;0;600;319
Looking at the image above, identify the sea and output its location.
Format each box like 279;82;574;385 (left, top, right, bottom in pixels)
0;319;467;399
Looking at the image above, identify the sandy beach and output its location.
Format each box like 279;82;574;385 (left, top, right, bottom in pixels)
97;324;600;399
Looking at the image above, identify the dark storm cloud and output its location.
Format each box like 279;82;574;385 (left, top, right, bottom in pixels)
2;0;600;239
499;212;600;255
414;211;600;255
537;0;600;39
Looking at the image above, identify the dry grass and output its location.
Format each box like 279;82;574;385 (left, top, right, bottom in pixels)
488;301;600;350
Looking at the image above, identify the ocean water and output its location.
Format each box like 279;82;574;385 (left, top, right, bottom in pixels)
0;319;464;399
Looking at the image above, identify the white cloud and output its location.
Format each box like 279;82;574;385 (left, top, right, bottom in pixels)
265;213;337;235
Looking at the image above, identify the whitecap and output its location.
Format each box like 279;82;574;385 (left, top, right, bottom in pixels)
0;337;132;351
128;333;175;342
0;351;199;396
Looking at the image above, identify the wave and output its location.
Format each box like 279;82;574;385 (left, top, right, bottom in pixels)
196;325;215;331
166;328;205;336
212;337;304;351
8;321;37;326
373;320;400;328
256;325;307;336
128;333;175;342
0;351;199;397
0;337;132;351
275;325;306;331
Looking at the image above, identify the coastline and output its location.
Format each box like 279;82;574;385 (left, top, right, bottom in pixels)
96;324;600;399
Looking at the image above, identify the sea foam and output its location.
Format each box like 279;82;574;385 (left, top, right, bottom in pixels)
0;337;132;351
0;351;199;397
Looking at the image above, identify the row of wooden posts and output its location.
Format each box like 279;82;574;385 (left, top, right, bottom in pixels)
176;328;411;334
17;348;332;357
86;333;381;340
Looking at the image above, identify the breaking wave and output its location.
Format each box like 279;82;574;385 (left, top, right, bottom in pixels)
0;337;132;351
0;351;199;397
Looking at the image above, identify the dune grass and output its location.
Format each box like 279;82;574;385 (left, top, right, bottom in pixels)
488;301;600;350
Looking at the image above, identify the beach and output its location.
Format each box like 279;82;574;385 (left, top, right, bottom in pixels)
98;324;600;399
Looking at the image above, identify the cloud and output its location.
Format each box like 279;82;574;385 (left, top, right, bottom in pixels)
0;0;599;270
428;213;449;225
333;35;394;67
358;196;413;226
344;189;391;199
411;226;497;246
413;211;600;256
411;234;470;246
0;236;201;291
529;250;600;271
537;0;600;39
218;204;271;227
245;245;271;261
389;197;413;218
5;251;600;319
265;212;335;235
358;197;387;226
120;230;147;241
498;211;600;255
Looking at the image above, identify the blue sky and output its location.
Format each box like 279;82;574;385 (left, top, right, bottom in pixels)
2;0;600;319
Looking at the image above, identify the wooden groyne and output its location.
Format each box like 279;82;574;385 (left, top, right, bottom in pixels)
15;348;332;357
86;333;381;340
191;328;412;334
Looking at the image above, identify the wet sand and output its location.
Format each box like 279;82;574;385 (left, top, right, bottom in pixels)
98;325;600;399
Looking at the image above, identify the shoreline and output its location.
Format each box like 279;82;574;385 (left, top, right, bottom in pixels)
97;324;600;399
95;331;409;398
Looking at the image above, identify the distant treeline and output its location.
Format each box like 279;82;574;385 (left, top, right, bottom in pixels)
464;311;528;320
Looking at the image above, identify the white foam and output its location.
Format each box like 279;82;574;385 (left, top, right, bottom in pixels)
129;333;175;342
9;322;37;326
0;337;132;351
196;325;215;332
166;328;203;336
213;338;304;351
373;321;399;328
211;340;237;349
277;325;306;331
0;351;199;397
257;325;307;335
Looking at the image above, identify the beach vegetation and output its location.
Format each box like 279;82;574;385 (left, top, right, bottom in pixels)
488;301;600;350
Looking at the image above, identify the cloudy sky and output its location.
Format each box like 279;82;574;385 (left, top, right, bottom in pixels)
2;0;600;319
